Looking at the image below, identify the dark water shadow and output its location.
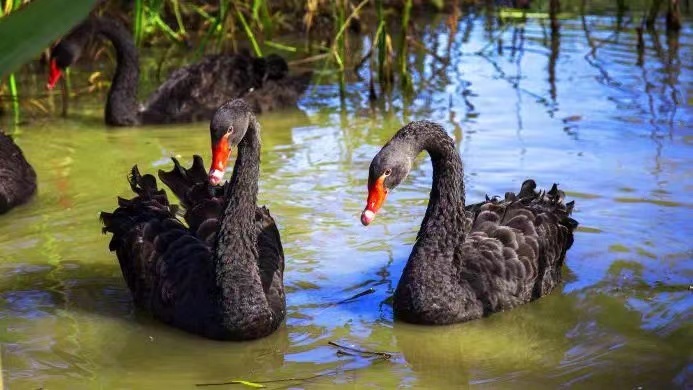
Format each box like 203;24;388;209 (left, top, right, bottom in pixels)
0;260;294;385
0;261;132;320
393;282;691;388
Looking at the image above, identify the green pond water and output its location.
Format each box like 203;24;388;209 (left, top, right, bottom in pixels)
1;10;692;390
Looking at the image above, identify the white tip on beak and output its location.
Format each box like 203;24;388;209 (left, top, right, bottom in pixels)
361;209;376;226
209;169;224;185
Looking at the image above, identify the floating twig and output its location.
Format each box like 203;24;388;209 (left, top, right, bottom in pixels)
197;379;265;388
406;36;449;65
475;21;512;55
354;48;373;74
287;53;329;66
328;341;393;360
196;367;366;387
335;287;375;304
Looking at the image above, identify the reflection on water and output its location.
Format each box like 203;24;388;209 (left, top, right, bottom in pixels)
1;7;692;390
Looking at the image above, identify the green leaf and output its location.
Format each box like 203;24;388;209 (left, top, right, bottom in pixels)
265;41;296;52
429;0;444;10
0;0;97;78
236;7;262;57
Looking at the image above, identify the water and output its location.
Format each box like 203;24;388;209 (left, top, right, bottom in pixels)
1;10;692;389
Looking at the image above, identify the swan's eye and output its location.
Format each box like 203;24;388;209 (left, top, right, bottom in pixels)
226;126;233;135
384;169;392;176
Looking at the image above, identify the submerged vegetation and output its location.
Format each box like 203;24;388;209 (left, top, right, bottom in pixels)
0;0;689;123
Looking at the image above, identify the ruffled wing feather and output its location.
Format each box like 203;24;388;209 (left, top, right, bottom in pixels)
100;166;220;335
458;179;577;314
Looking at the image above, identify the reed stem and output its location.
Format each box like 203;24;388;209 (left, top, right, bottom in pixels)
133;0;144;45
335;0;346;98
398;0;412;93
8;73;19;126
236;6;262;57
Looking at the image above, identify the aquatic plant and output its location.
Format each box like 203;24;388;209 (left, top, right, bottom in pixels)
0;0;96;124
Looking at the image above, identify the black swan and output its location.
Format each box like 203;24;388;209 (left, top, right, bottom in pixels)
47;17;312;126
100;99;285;340
0;131;37;214
360;121;578;325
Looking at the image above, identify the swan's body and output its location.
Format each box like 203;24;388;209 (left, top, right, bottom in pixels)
0;132;37;214
48;18;311;126
361;121;577;325
101;100;285;340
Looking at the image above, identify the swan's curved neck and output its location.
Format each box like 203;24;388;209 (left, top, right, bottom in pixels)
92;18;140;126
405;122;467;245
392;122;474;324
213;118;273;334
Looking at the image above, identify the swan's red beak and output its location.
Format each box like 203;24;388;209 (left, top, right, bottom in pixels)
209;133;231;185
361;174;387;226
47;59;62;90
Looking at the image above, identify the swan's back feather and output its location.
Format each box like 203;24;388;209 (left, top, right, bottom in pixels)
140;53;311;124
101;160;286;339
101;161;285;339
100;166;219;336
0;132;37;214
397;178;577;325
459;179;577;315
243;70;312;114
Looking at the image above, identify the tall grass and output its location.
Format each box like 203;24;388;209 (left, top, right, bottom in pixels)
132;0;187;45
3;0;685;119
130;0;273;54
0;0;23;125
374;0;392;91
133;0;144;45
7;73;19;126
251;0;273;36
236;3;262;56
398;0;413;94
335;0;347;98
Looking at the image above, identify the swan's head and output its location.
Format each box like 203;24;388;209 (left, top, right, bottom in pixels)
46;23;90;89
46;41;79;89
361;142;412;226
263;54;289;80
209;99;253;185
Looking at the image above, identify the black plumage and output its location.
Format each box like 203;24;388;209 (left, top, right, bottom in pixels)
362;121;578;325
48;17;311;126
0;131;37;214
100;100;285;340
